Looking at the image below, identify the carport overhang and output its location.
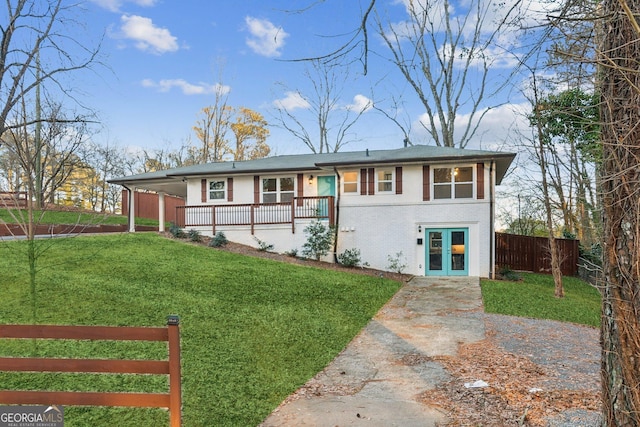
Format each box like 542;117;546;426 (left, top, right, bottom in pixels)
108;173;187;232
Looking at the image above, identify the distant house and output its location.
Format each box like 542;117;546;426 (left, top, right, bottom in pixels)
109;145;515;277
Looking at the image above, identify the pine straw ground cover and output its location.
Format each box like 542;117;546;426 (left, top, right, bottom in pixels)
420;313;601;426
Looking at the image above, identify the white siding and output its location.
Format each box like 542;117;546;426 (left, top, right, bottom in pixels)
183;162;495;277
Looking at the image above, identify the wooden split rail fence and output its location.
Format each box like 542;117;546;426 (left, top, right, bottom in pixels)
0;316;182;426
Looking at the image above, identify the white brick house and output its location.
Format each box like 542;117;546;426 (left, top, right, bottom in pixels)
110;145;515;277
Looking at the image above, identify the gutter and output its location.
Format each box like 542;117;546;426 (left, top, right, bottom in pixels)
332;167;341;263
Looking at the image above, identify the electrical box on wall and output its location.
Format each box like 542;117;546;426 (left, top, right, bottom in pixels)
417;238;423;245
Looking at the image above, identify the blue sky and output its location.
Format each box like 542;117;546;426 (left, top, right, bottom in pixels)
76;0;547;157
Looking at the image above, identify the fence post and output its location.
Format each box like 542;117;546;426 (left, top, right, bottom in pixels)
250;205;255;235
167;315;181;427
291;200;295;234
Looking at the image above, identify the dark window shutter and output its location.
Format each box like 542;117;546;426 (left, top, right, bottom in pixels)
297;173;304;206
476;163;485;199
395;167;403;194
201;179;207;203
360;168;367;195
227;177;234;202
368;167;375;195
253;176;260;204
423;165;430;201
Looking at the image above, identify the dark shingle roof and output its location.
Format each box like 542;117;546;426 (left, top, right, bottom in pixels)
109;145;515;186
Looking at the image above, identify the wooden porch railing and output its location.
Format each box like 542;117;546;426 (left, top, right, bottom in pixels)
175;196;335;234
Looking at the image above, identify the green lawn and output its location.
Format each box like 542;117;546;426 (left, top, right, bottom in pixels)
0;233;401;427
0;208;159;226
481;272;601;327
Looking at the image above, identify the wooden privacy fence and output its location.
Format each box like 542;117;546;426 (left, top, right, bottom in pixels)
0;191;28;207
495;232;579;276
122;190;184;223
0;316;182;427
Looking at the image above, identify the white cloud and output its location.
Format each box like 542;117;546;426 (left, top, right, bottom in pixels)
245;17;288;58
387;0;558;70
273;92;310;110
142;79;231;96
92;0;157;13
345;94;373;112
119;15;178;54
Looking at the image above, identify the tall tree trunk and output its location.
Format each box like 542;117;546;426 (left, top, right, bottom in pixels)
599;0;640;423
531;75;564;298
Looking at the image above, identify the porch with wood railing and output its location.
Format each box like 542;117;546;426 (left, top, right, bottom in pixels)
175;196;335;234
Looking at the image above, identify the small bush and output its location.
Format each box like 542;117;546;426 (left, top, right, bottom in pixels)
498;266;521;281
169;223;186;238
188;229;203;242
209;231;228;248
302;220;334;261
338;248;366;268
386;251;407;274
254;236;274;252
283;249;298;257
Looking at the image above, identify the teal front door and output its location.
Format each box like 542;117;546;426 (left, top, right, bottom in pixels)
316;176;335;217
426;228;469;276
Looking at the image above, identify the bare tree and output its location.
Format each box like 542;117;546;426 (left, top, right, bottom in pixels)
375;0;525;148
528;72;565;298
0;0;100;323
83;140;127;213
273;60;370;153
0;1;99;139
192;91;232;163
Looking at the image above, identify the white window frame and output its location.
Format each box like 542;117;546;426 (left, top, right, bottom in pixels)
262;176;295;203
377;169;394;193
432;166;475;200
208;179;226;201
343;171;359;194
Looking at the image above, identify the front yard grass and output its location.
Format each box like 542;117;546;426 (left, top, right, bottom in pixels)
0;233;401;426
481;272;601;327
0;208;159;226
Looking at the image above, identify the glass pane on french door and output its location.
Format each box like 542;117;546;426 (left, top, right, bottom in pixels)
428;231;443;272
450;231;466;271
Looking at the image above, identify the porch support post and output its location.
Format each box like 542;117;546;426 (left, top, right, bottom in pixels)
158;191;166;233
127;186;136;233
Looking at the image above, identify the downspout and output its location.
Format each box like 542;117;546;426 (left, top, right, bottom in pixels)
489;161;495;279
332;167;341;263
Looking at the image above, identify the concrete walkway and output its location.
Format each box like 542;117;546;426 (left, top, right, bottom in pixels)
260;276;485;426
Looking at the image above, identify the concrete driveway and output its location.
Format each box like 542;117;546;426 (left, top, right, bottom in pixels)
260;276;485;426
